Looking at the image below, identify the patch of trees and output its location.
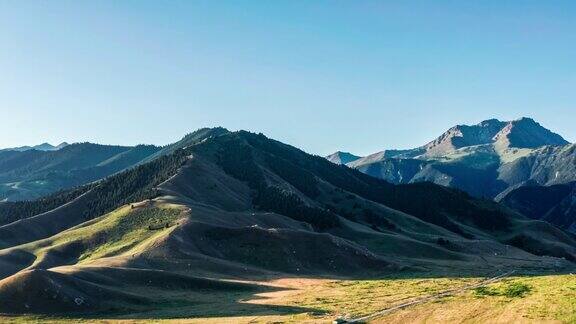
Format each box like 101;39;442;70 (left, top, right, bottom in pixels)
210;136;266;189
256;134;519;239
463;202;512;231
263;154;320;199
211;132;514;238
435;237;461;251
436;237;451;246
79;149;188;221
324;204;397;231
239;132;382;199
378;183;508;237
325;204;358;222
1;130;519;241
199;135;340;230
362;209;397;231
253;186;340;230
507;234;576;262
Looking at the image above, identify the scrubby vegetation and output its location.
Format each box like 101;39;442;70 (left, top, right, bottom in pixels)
503;282;532;297
474;286;500;296
474;282;532;298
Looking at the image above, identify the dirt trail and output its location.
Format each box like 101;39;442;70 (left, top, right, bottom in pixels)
340;270;516;323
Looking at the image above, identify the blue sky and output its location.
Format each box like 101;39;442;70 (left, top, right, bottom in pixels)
0;1;574;155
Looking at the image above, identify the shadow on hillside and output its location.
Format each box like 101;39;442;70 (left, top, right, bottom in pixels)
0;266;325;320
29;285;324;320
1;261;574;321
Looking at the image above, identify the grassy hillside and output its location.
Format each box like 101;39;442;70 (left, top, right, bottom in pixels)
0;202;185;276
0;128;574;321
186;131;576;261
0;150;188;248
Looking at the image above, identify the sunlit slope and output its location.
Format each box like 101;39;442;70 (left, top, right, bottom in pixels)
0;199;397;314
0;202;186;279
0;202;266;315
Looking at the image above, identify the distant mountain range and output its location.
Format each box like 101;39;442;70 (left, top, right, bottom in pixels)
0;142;69;152
0;128;231;202
0;127;574;315
327;117;576;232
0;143;160;201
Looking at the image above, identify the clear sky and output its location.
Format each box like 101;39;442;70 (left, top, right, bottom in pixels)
0;1;575;155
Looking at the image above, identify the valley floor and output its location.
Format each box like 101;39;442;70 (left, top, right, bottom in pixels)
1;274;574;323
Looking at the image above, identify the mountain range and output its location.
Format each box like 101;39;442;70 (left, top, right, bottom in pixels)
328;118;576;232
0;129;234;202
0;142;69;152
0;127;574;316
0;143;161;202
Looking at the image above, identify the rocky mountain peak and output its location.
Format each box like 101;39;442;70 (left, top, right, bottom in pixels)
423;117;568;156
325;151;361;165
493;117;568;149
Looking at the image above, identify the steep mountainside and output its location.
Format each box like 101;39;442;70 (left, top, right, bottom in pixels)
330;119;575;227
0;143;160;201
422;119;507;157
492;118;569;149
331;119;576;232
500;182;576;233
0;128;574;316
